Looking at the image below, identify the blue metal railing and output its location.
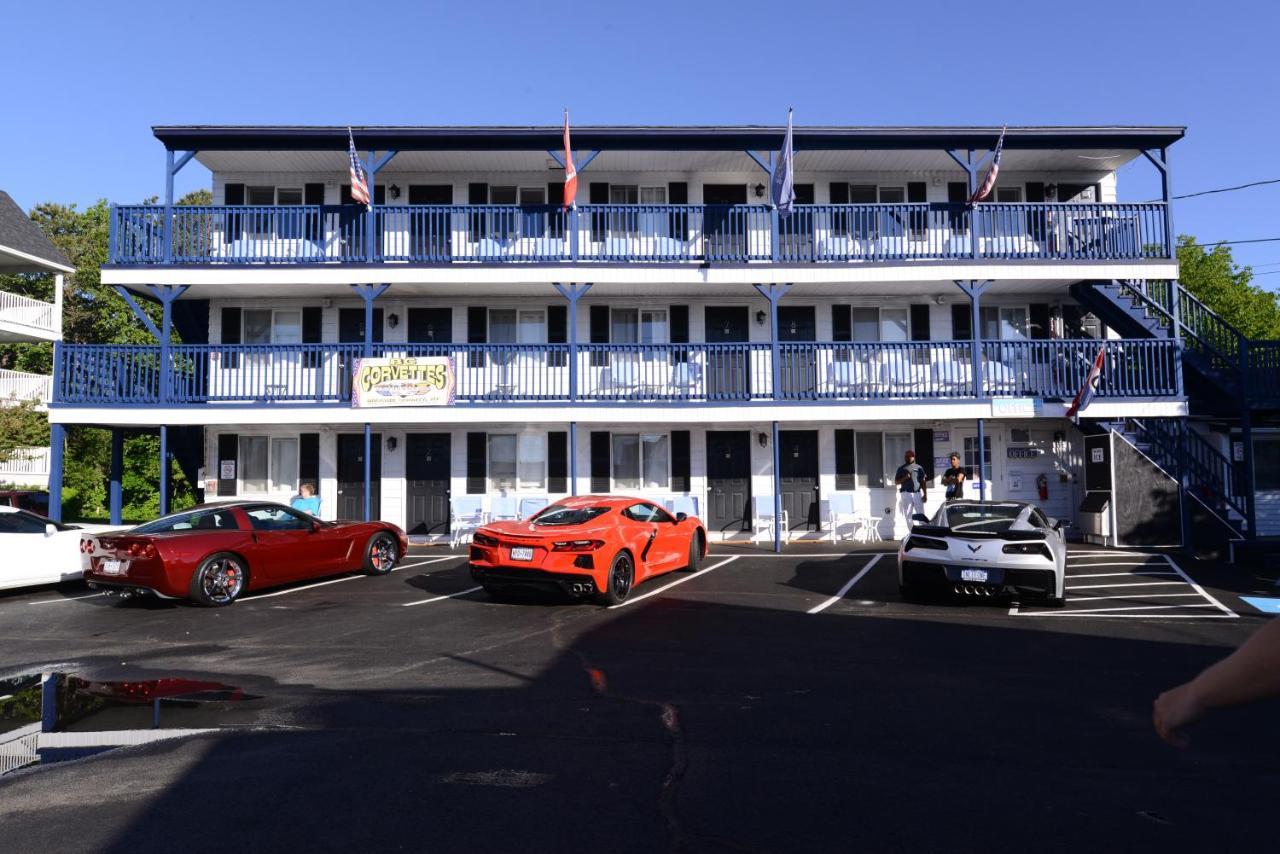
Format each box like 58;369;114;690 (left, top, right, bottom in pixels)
109;202;1171;265
1126;418;1248;529
54;339;1181;406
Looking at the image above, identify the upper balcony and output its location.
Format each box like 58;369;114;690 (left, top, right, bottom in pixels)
103;124;1184;284
0;189;70;343
110;200;1170;267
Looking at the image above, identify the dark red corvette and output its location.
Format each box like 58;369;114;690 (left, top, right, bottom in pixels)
81;501;408;606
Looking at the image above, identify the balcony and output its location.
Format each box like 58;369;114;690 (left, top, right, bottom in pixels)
0;292;60;342
109;202;1171;267
0;369;52;405
53;338;1180;407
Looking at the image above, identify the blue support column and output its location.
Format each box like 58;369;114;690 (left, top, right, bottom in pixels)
351;283;391;358
363;423;373;522
1142;148;1175;258
361;149;399;261
110;428;124;526
147;285;188;403
772;420;783;554
161;150;197;264
158;425;169;516
545;149;599;263
553;283;592;401
975;418;986;501
753;283;793;399
954;280;992;399
568;421;578;496
1241;340;1257;541
48;423;65;523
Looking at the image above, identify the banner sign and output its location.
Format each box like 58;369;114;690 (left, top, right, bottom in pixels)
352;357;455;408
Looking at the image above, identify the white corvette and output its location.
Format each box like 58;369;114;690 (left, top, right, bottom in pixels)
898;501;1067;604
0;506;84;592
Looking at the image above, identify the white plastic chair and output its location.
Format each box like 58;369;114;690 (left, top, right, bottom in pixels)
609;358;640;395
519;496;549;518
450;497;486;548
751;494;789;544
827;492;863;542
490;495;519;522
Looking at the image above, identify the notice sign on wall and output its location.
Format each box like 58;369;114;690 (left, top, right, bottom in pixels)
352;356;455;408
219;460;236;480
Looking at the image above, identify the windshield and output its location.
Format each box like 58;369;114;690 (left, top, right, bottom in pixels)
943;503;1024;534
530;506;610;527
131;508;240;534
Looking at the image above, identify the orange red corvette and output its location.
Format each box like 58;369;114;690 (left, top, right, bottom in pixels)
468;495;708;605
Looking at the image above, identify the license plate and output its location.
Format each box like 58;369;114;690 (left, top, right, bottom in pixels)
960;568;988;583
509;547;534;562
102;559;126;575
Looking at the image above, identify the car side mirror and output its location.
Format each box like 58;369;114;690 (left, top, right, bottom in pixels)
45;523;57;537
912;513;930;524
675;512;688;523
1051;519;1064;531
311;520;323;532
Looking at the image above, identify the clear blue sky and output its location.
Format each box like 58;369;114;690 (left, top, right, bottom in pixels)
6;0;1277;285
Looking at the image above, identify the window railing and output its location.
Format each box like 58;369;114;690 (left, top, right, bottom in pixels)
109;202;1171;265
54;338;1181;406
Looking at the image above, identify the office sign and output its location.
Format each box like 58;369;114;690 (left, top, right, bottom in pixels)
1007;447;1042;460
990;398;1041;418
352;357;455;408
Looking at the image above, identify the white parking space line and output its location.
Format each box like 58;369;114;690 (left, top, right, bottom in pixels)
243;574;364;600
26;592;103;606
1022;603;1223;616
1067;571;1179;579
1066;550;1157;558
391;556;464;573
1067;592;1206;603
1065;581;1187;590
400;586;483;607
808;555;883;614
707;552;897;558
1064;561;1166;568
1163;554;1238;618
608;556;741;609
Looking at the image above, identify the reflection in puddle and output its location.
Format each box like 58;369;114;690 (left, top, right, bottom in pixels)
0;672;259;775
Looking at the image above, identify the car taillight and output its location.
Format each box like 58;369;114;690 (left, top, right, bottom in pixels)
1002;543;1051;560
127;542;157;559
473;532;498;547
80;539;94;554
552;540;605;552
904;536;948;552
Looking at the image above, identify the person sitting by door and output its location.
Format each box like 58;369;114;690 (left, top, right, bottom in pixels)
895;450;927;530
942;452;966;501
291;482;322;517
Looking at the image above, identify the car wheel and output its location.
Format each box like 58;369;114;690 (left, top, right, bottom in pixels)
481;581;509;600
601;552;635;606
363;532;398;575
189;553;247;607
899;582;923;603
684;533;703;572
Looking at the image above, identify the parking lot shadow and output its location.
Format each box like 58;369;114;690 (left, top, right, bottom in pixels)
1;598;1275;853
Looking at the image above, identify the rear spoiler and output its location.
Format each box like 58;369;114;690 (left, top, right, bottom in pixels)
913;525;1047;541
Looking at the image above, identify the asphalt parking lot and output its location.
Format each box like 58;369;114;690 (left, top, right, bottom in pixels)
1;542;1276;853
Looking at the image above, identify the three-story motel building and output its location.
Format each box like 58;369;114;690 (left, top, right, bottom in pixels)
47;124;1188;546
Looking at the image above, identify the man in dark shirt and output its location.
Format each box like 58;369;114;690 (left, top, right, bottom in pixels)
942;452;966;500
895;449;927;530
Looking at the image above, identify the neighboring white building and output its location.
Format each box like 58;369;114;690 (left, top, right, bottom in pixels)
50;125;1200;544
0;190;69;489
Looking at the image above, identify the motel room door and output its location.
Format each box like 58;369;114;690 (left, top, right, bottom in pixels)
337;433;382;521
704;306;750;400
778;429;820;531
406;433;451;535
777;306;817;398
706;430;752;534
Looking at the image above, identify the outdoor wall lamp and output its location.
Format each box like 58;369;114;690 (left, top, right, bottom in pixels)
757;432;769;448
387;313;400;328
753;183;766;198
389;184;401;199
755;310;767;326
386;436;398;452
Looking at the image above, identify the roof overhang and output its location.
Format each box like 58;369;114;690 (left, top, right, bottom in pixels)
0;244;75;275
153;124;1186;153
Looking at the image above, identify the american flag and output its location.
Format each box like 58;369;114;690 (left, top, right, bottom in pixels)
347;127;370;208
968;126;1006;204
1066;345;1107;423
562;109;578;209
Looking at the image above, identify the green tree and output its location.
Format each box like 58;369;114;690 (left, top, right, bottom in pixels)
1177;235;1280;340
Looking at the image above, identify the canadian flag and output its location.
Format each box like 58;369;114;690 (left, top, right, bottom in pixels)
562;109;577;209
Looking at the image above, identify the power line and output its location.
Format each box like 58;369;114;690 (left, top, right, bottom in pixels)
1174;177;1280;200
1186;237;1280;248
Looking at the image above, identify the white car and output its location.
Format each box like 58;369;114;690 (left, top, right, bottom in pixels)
898;501;1067;604
0;506;85;591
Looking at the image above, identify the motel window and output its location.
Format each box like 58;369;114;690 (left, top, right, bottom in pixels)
489;433;546;492
883;433;912;486
963;435;993;482
243;309;302;345
880;308;909;343
237;436;298;495
490;187;545;206
980;307;1029;341
612;434;669;491
610;308;668;345
850;308;880;342
995;187;1022;203
488;309;546;345
853;432;884;489
1255;438;1280;491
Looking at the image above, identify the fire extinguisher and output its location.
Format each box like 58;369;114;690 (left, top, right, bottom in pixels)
1036;473;1049;501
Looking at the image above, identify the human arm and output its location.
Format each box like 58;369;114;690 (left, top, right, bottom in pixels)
1153;618;1280;747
